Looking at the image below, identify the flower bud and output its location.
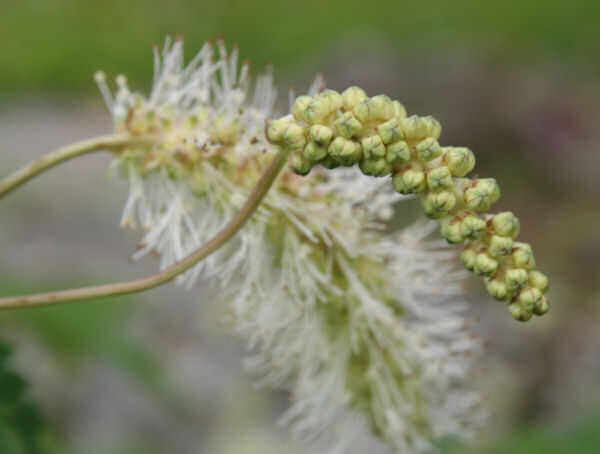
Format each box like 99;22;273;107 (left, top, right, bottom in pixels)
416;138;443;161
292;96;313;122
265;115;293;144
282;123;307;149
291;152;313;175
386;141;411;164
392;172;409;194
511;242;536;270
505;268;529;291
426;166;453;191
508;301;533;322
354;95;394;123
445;147;475;177
316;89;343;112
329;137;363;166
402;168;427;193
459;215;486;239
533;295;549;315
491;212;520;238
303;142;328;161
304;99;330;124
528;270;549;293
376;118;403;144
335;112;363;139
421;115;442;140
401;115;428;140
464;187;491;211
440;217;465;244
319;155;340;169
485;277;512;301
518;286;543;307
392;100;407;119
461;247;477;271
359;157;392;177
488;235;513;257
474;252;498;276
422;190;457;218
309;124;334;146
361;135;386;159
476;178;501;204
341;86;367;111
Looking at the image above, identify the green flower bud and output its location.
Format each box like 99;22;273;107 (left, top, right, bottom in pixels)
508;301;533;322
461;247;477;271
392;100;407;119
421;115;442;140
265;115;293;144
528;270;549;293
304;99;330;124
361;135;386;159
282;123;307;149
505;268;529;291
459;215;486;239
291;152;313;175
474;252;498;276
518;286;543;307
426;166;453;191
511;242;536;270
334;112;363;139
359;157;392;177
464;187;491;211
491;212;520;238
392;172;409;194
316;89;343;112
422;190;457;218
416;138;443;161
292;96;313;122
401;115;428;141
386;141;411;164
402;168;427;193
309;125;334;146
318;155;340;169
485;277;512;301
376;118;404;144
533;295;549;315
341;86;367;111
354;95;394;123
329;137;363;166
476;178;501;204
445;147;475;177
303;142;328;161
440;217;465;244
488;235;513;257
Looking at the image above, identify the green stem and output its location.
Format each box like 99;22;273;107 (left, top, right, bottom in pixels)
0;147;290;309
0;134;154;200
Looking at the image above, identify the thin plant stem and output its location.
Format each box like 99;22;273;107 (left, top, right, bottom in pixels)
0;134;154;200
0;147;290;309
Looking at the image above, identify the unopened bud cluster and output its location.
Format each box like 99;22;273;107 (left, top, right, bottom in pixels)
266;87;549;321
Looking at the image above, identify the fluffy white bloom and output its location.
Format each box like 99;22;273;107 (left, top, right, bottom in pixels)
97;37;486;453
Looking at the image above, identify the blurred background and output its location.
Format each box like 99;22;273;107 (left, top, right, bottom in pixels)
1;0;599;453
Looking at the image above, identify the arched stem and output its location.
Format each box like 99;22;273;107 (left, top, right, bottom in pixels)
0;134;154;200
0;147;289;309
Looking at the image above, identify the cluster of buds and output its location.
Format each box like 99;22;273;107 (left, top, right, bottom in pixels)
266;87;549;321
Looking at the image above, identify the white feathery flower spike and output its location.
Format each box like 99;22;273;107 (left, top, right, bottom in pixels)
97;36;486;453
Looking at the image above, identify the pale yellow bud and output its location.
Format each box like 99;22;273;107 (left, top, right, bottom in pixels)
505;268;529;291
359;157;392;177
329;137;363;166
528;270;549;293
361;135;386;159
303;142;328;161
488;235;513;257
334;112;363;139
292;96;313;122
485;277;512;301
445;147;475;177
291;152;313;175
309;125;333;146
341;86;367;111
304;99;330;124
376;118;404;144
265;115;293;144
282;123;307;149
392;100;407;119
426;166;453;191
440;217;465;244
464;187;491;211
491;212;520;238
459;215;486;239
474;252;498;276
509;301;533;322
316;89;343;112
386;141;411;164
461;247;477;271
416;138;443;161
511;242;536;270
401;168;427;193
422;190;457;218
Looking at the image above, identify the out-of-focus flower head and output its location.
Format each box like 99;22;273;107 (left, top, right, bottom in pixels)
96;36;486;453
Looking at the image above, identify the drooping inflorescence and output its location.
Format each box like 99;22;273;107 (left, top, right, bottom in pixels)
266;87;549;321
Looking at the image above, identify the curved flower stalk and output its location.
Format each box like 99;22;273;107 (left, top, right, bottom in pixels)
97;37;487;452
267;88;550;321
